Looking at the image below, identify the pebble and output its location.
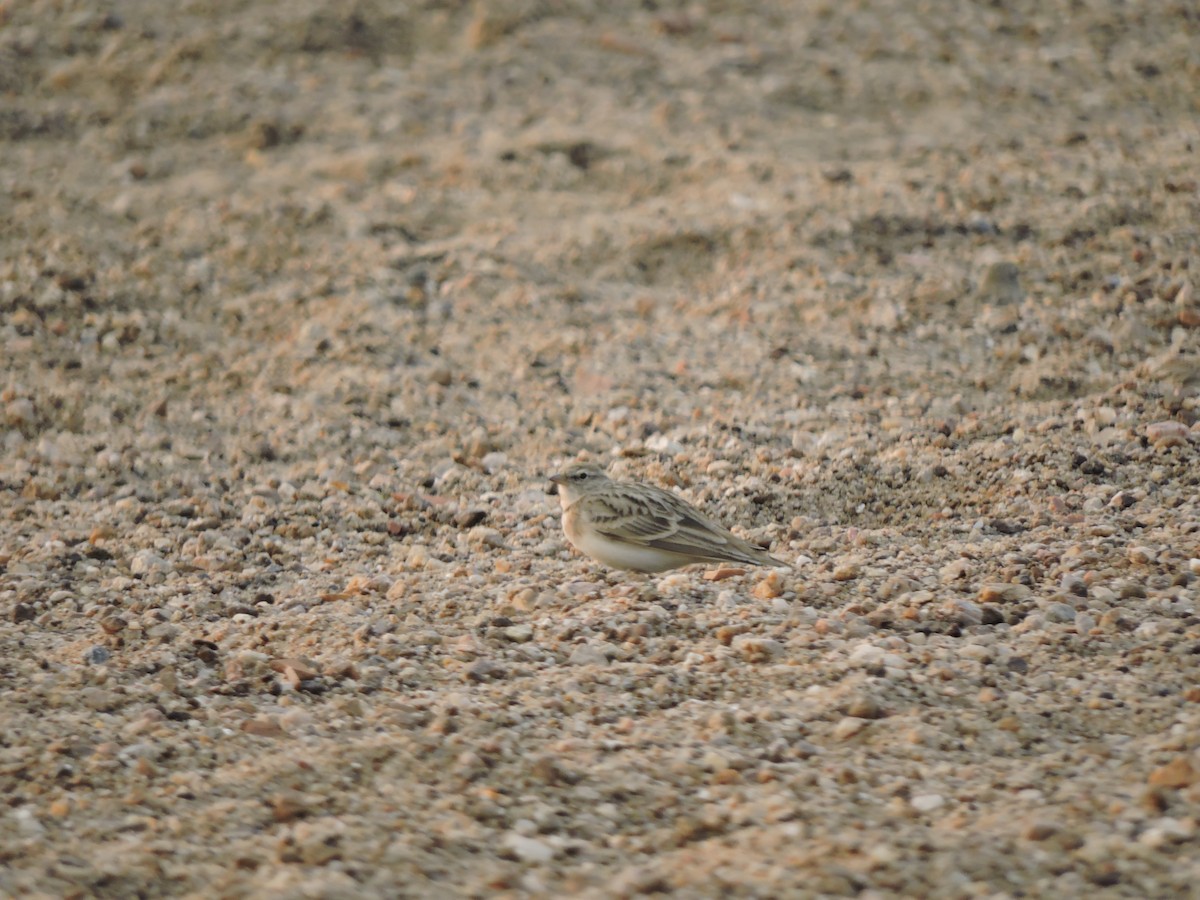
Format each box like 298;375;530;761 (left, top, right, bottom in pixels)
940;598;984;627
1021;821;1060;841
466;659;507;682
503;832;556;864
13;807;46;836
1148;757;1197;789
1139;818;1193;848
753;571;785;599
846;694;884;719
833;717;867;740
832;562;860;582
502;624;534;643
568;645;610;667
84;646;111;665
848;643;886;666
976;261;1023;304
1128;546;1155;565
130;551;170;575
704;566;746;582
1145;420;1189;447
1043;602;1077;624
731;635;784;662
911;794;946;813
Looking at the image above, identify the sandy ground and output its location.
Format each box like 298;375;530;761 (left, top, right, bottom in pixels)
2;1;1200;897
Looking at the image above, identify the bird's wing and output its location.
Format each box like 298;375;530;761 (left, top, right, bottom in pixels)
581;485;776;564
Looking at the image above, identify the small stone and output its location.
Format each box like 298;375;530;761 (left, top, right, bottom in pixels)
1099;609;1134;631
1149;756;1197;789
752;570;785;598
1021;821;1060;842
731;635;784;662
564;581;602;597
976;261;1022;304
503;832;555;864
832;562;860;581
11;602;35;623
1060;573;1088;596
715;624;751;645
130;550;170;575
1044;602;1077;624
940;559;973;582
502;624;534;643
704;566;746;582
84;646;111;665
833;717;867;740
941;599;983;627
5;397;36;426
1139;818;1194;848
480;451;508;473
470;527;507;548
13;808;45;836
79;688;118;711
271;791;310;823
848;643;886;666
980;606;1005;626
979;583;1031;603
1117;580;1147;599
911;793;945;813
568;645;609;667
241;717;287;738
466;659;507;682
99;615;127;634
270;658;321;681
1145;420;1189;447
453;509;487;528
846;694;884;719
645;434;684;456
1108;491;1137;510
124;710;165;736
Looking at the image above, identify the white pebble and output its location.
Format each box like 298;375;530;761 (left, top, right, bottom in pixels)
645;434;684;456
130;551;170;575
568;645;609;667
848;643;886;666
833;717;867;740
503;832;555;864
911;794;945;813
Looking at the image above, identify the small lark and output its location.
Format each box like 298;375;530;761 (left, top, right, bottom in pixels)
549;463;786;573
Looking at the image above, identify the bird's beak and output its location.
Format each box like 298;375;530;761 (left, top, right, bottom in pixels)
548;473;566;485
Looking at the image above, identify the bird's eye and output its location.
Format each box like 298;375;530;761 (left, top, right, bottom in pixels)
571;471;588;481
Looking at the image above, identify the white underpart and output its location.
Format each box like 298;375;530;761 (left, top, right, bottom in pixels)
566;526;691;573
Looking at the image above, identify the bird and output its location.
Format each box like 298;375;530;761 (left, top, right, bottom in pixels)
548;462;786;573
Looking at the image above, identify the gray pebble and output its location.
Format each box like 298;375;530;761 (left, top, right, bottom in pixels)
1044;602;1077;624
84;645;111;665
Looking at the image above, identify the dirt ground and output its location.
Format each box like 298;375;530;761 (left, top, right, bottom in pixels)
2;1;1199;897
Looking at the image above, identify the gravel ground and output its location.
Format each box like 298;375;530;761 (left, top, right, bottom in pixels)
2;1;1199;897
